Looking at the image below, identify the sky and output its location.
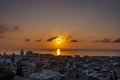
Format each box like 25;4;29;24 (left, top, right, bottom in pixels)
0;0;120;50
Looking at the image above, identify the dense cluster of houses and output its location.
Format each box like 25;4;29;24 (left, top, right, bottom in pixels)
0;49;120;80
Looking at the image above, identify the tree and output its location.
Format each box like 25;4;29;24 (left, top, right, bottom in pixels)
0;65;15;80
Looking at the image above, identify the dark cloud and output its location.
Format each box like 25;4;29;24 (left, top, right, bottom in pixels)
35;39;42;42
70;40;79;42
0;25;9;34
11;25;21;32
0;24;22;40
47;36;79;43
47;36;58;42
0;24;22;35
94;38;111;43
25;38;31;42
113;38;120;43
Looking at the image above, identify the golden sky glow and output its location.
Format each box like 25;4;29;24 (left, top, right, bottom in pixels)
0;0;120;50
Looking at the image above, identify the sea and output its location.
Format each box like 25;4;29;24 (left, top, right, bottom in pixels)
0;49;120;57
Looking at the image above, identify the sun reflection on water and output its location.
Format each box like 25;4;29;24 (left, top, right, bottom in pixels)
57;49;60;56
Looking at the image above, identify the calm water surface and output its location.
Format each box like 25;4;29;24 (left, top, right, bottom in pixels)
0;49;120;57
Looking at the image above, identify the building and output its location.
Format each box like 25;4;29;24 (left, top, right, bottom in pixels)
29;70;60;80
20;49;24;56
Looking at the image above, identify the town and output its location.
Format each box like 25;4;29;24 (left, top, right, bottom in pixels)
0;49;120;80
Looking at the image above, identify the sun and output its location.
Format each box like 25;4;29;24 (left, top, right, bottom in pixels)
56;38;62;44
55;35;64;45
